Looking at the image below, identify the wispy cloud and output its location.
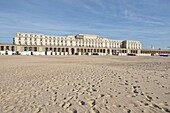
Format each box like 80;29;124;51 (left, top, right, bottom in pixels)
123;9;165;25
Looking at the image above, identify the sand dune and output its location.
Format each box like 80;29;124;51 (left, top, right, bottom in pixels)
0;56;170;113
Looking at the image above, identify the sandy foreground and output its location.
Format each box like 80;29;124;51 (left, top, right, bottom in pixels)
0;56;170;113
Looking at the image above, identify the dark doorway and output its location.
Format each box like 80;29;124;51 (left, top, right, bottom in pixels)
45;47;48;51
1;46;4;51
12;46;15;51
71;48;74;55
107;49;110;54
45;47;48;55
5;51;8;55
16;51;20;55
45;51;47;55
34;47;37;52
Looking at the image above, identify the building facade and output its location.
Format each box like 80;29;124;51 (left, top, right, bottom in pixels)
0;32;143;55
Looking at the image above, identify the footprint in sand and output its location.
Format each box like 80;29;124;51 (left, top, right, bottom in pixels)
67;108;77;113
113;104;122;108
59;102;72;110
123;108;131;113
78;100;85;105
87;99;96;107
150;103;170;113
91;107;100;113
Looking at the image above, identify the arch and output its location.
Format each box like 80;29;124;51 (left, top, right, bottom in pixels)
50;47;53;51
34;47;37;52
16;51;20;55
103;49;105;53
5;50;8;55
88;49;90;52
84;49;86;53
77;48;80;52
0;46;4;51
81;48;83;52
71;48;74;55
45;47;48;52
58;48;60;52
45;47;48;55
91;49;93;53
66;48;69;52
62;48;65;52
54;48;56;52
11;46;15;51
94;49;96;53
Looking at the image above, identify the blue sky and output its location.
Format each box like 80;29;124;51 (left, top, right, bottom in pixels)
0;0;170;49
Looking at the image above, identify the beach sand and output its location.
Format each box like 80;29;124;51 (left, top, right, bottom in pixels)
0;55;170;113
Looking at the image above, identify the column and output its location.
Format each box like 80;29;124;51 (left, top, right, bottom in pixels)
68;48;71;55
74;48;77;54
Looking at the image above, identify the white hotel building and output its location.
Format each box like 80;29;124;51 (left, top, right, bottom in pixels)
0;32;142;55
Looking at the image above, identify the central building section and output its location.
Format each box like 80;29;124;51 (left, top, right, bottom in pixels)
75;34;99;39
